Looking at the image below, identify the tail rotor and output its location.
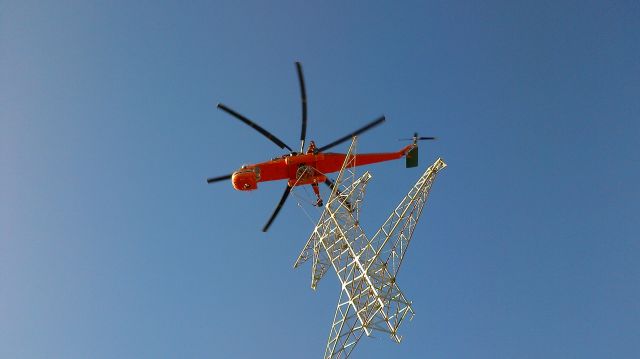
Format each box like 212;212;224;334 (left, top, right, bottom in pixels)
399;132;436;168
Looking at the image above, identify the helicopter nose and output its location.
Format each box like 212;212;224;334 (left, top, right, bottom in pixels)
232;170;258;191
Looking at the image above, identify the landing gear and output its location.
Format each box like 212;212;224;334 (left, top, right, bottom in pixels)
296;162;324;207
311;182;323;207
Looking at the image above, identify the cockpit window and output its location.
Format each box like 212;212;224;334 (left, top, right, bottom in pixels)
236;166;259;177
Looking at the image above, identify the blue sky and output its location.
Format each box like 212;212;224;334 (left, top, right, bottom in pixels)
1;1;639;358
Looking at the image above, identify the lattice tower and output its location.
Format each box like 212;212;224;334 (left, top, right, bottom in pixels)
294;137;447;358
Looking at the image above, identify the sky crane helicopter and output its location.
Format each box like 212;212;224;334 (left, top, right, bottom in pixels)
207;62;435;232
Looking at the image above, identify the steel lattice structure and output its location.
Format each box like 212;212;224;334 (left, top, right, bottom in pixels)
294;137;447;358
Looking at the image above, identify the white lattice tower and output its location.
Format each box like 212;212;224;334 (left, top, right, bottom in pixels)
294;138;367;289
294;137;447;359
367;157;447;279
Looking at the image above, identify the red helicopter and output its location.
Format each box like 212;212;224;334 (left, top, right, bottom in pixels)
207;62;435;231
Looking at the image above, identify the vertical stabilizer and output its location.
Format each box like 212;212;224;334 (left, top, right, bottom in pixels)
405;146;418;168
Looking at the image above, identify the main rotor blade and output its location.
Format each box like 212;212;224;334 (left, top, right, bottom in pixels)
315;116;385;153
296;62;308;153
324;178;334;191
217;103;293;152
262;185;292;232
206;174;232;183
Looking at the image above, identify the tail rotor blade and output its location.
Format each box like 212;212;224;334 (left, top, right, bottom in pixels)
398;136;437;141
262;185;292;232
315;116;385;153
206;174;232;183
296;62;308;153
217;103;293;152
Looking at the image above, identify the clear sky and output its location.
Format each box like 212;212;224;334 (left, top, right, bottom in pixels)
2;1;639;358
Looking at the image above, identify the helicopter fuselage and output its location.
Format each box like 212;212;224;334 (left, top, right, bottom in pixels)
231;144;415;191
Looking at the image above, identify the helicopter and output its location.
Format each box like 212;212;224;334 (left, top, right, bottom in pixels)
207;62;435;232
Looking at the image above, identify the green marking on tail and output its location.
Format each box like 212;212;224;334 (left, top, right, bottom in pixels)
406;146;418;168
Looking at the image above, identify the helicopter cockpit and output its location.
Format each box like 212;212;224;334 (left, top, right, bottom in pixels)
232;166;261;191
